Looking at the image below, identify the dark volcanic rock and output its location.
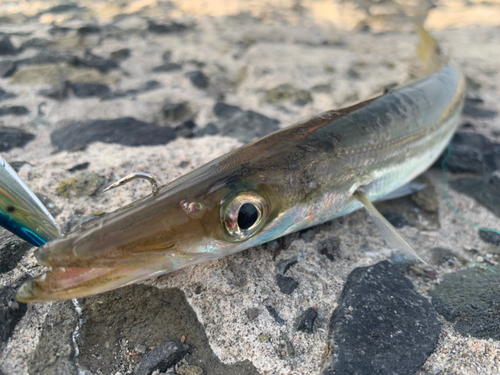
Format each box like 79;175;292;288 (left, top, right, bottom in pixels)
17;51;79;67
0;275;29;343
152;62;182;72
51;117;176;150
77;25;102;35
102;80;162;100
450;173;500;218
0;60;16;77
276;274;299;294
110;48;131;61
276;255;298;275
296;308;317;334
185;70;209;89
20;37;49;49
0;106;29;116
0;126;35;152
161;101;193;123
265;305;285;325
29;300;80;375
317;238;340;262
71;82;111;98
175;120;196;138
38;81;71;100
67;162;90;173
430;266;500;340
463;98;498;119
196;122;219;137
135;340;190;375
213;102;243;118
147;20;190;33
0;228;33;274
39;3;81;15
435;132;500;174
0;87;16;101
478;229;500;246
76;52;119;73
208;110;280;143
323;261;441;375
430;247;459;267
0;36;16;55
381;211;408;228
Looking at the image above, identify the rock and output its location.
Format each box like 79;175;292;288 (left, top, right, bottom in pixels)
102;80;162;100
16;51;79;67
185;70;209;89
20;37;49;49
152;62;183;72
264;83;312;106
462;98;498;119
35;193;62;218
67;162;90;173
135;340;190;375
411;178;439;213
381;210;408;228
276;255;298;275
277;332;295;358
47;26;72;36
450;174;500;218
296;307;317;334
213;102;243;119
390;252;416;272
0;227;33;274
175;120;196;138
430;247;459;267
435;132;500;174
0;87;16;101
38;3;81;15
162;50;172;62
209;110;280;143
196;123;219;137
77;25;102;35
51;117;177;150
0;60;16;77
478;229;500;246
0;126;35;152
147;20;190;33
246;308;261;321
161;101;193;123
38;81;71;100
0;36;16;55
56;172;104;198
177;365;204;375
0;276;29;343
323;261;441;375
265;305;285;325
71;82;111;98
276;274;299;294
110;48;131;61
430;266;500;340
28;300;80;375
76;52;119;73
9;161;28;172
317;238;340;262
0;106;29;116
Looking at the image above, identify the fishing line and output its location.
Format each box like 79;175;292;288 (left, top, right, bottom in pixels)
442;144;499;273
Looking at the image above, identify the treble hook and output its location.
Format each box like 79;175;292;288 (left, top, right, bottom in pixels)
102;172;161;195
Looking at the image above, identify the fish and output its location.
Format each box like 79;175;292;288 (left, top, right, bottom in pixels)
0;156;61;246
16;27;465;302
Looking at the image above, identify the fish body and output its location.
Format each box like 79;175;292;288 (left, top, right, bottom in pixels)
16;30;466;302
0;156;61;246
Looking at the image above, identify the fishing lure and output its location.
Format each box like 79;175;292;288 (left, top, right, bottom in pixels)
13;27;465;302
0;156;61;246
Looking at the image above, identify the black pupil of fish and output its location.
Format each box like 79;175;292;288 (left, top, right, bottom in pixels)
237;203;259;230
7;206;15;213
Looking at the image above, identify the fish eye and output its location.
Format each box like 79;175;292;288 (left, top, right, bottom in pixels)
222;191;268;241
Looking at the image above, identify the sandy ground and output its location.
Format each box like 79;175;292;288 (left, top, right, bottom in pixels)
1;0;500;374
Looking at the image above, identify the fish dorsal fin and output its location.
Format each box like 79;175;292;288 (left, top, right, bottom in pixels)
353;188;429;266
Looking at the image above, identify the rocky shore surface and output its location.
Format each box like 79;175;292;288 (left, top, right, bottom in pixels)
1;1;500;374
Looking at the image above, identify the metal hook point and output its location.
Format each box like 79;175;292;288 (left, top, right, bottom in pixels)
102;172;161;195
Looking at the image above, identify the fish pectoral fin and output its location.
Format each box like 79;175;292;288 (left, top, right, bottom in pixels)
376;181;426;201
353;188;429;266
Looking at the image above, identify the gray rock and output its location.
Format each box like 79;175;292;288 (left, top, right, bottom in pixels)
0;36;16;55
17;51;79;67
276;255;298;275
450;174;500;218
430;247;459;267
381;210;408;228
265;305;285;325
38;3;81;15
296;307;317;333
276;274;299;294
135;340;190;375
110;48;131;61
101;80;162;100
148;20;190;33
162;101;193;123
76;52;119;73
430;265;500;340
175;120;196;138
77;25;101;35
0;60;16;77
463;98;498;119
0;106;29;116
162;50;172;62
478;229;500;245
28;300;80;375
411;177;439;213
51;117;176;150
213;102;243;119
0;275;29;342
0;126;35;152
177;365;204;375
323;261;441;375
0;87;16;101
20;37;49;49
185;70;209;89
196;123;219;137
317;238;340;262
38;81;71;100
209;110;280;143
67;162;90;173
152;62;183;72
71;82;111;98
264;83;313;106
390;252;416;272
56;172;104;198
